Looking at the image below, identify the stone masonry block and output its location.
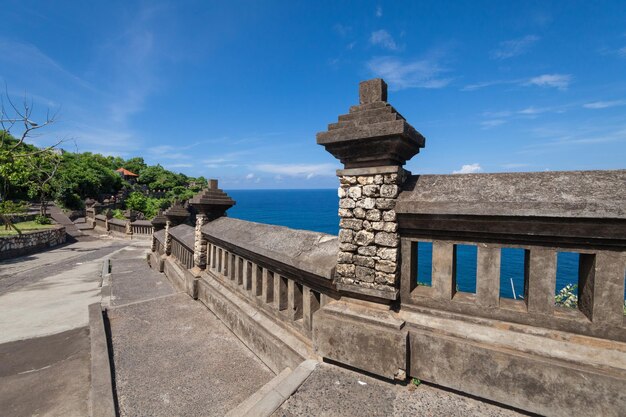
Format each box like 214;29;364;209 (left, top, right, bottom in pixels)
348;186;362;199
363;185;380;197
382;210;396;222
338;208;353;218
377;247;398;261
375;232;399;247
356;198;376;209
374;175;384;185
353;207;366;219
365;209;381;221
357;176;374;185
362;220;373;231
340;198;356;209
355;266;376;282
354;255;376;268
340;218;363;231
340;176;357;185
336;263;356;277
382;222;398;233
338;187;347;198
339;229;355;243
375;198;395;210
380;184;399;198
354;230;375;246
358;246;377;256
376;260;397;273
340;243;358;252
338;251;354;263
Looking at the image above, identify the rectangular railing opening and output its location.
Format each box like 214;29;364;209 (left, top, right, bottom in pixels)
416;241;433;287
289;281;304;321
555;251;581;311
237;256;244;285
453;244;477;300
499;248;528;301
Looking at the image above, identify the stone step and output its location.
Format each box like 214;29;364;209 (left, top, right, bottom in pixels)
329;112;400;130
338;105;395;122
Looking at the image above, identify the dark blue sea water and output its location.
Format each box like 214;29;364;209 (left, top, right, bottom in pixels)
227;189;625;300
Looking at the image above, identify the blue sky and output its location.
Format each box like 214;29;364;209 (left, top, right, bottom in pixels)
1;1;625;189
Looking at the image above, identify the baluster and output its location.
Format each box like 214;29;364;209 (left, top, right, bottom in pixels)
527;248;556;314
274;274;288;311
476;244;501;307
288;280;303;321
432;241;455;300
303;286;320;332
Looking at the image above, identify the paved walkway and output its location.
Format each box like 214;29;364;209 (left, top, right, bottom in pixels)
106;246;276;416
0;238;138;416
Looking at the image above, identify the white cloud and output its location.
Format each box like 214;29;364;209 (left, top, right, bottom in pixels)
367;56;451;90
453;163;482;174
583;100;626;109
481;120;506;129
370;30;398;50
490;35;540;59
245;173;255;180
619;46;626;57
376;6;382;17
255;163;337;177
526;74;572;90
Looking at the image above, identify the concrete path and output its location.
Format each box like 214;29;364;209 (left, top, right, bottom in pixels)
106;246;276;416
47;203;83;238
273;362;528;417
0;238;142;416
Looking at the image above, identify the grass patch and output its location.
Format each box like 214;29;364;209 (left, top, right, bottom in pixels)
0;221;55;236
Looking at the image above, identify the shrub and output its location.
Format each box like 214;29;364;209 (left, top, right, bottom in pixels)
0;200;27;214
555;283;578;308
34;215;52;225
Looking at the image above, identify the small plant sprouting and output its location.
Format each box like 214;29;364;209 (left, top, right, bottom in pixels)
411;377;421;387
555;283;578;308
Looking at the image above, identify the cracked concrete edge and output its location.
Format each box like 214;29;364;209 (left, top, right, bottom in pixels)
226;359;318;417
88;303;116;417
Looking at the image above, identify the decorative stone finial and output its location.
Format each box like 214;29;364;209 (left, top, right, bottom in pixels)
189;178;235;220
359;78;387;104
151;209;167;231
316;78;425;169
164;200;189;226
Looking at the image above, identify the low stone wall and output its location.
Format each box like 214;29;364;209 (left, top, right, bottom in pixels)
0;226;66;260
0;213;37;225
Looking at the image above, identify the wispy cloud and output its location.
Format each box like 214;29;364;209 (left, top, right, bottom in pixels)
453;163;482;174
375;6;383;17
333;24;351;37
583;100;626;109
367;55;451;90
525;74;572;90
490;35;540;59
463;73;572;91
255;163;337;178
481;120;506;129
165;163;193;169
370;30;398;50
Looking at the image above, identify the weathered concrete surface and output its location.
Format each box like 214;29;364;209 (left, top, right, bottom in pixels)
0;327;91;417
313;300;406;380
107;247;275;416
0;239;132;342
108;247;176;306
89;303;116;417
274;362;526;417
397;170;626;219
273;363;524;417
202;217;338;279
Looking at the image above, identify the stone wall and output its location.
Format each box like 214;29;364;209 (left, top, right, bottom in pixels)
0;226;66;260
336;167;407;295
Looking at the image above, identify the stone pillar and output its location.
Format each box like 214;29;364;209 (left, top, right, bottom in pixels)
312;78;425;381
163;201;190;257
104;209;112;232
188;179;235;277
124;210;136;237
317;78;425;301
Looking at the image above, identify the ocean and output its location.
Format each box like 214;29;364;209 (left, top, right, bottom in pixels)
227;189;623;301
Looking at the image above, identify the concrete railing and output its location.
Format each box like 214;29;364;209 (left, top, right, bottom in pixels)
107;218;126;234
168;225;194;269
131;220;153;235
202;218;337;338
95;214;107;230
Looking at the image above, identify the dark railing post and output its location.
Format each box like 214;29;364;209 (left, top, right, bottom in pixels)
163;201;189;256
188;179;235;277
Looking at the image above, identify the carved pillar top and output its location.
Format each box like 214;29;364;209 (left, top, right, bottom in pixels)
164;200;189;226
151;209;167;231
316;78;425;169
189;179;236;220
